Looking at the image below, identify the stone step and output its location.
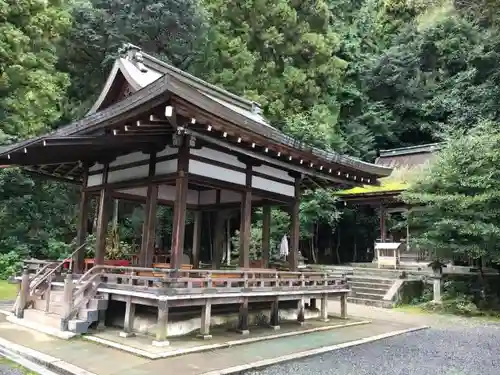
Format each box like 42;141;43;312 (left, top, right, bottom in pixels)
348;281;393;290
68;319;91;334
88;297;108;310
348;276;395;285
350;286;387;295
350;291;384;300
32;299;65;315
77;308;99;322
347;297;394;309
23;309;62;330
352;270;403;278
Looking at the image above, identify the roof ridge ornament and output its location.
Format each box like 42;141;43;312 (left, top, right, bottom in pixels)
121;43;148;73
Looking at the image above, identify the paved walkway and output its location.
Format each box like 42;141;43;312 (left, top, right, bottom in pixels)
248;323;500;375
0;303;420;375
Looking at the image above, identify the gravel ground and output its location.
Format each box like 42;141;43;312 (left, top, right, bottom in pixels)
0;361;30;375
246;324;500;375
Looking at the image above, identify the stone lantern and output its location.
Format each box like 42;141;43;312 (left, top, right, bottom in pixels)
428;260;446;303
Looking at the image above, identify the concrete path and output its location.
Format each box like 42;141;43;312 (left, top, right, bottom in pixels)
241;302;500;375
0;305;420;375
247;323;500;375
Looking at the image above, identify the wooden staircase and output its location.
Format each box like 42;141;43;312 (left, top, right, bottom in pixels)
14;243;109;335
27;288;108;333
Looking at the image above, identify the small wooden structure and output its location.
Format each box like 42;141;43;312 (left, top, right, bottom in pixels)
374;242;403;269
337;144;440;263
5;44;392;342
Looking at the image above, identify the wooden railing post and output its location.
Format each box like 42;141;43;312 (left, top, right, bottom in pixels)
207;271;213;288
243;271;249;289
61;272;74;331
15;267;30;318
45;273;52;313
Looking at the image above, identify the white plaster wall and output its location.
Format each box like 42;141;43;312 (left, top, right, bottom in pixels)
190;147;245;168
252;176;294;197
253;164;294;182
198;190;264;205
118;185;199;205
87;174;103;187
157;146;178;157
155;159;178;175
157;185;198;205
89;163;104;172
110;151;149;168
108;164;149;183
118;187;147;197
189;160;246;186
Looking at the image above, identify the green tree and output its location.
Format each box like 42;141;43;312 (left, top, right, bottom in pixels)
0;0;75;274
0;0;71;141
403;121;500;264
59;0;208;117
200;0;347;149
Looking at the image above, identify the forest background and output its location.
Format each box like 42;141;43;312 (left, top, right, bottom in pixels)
2;0;500;280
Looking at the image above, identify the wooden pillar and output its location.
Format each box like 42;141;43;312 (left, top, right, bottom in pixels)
213;209;225;269
143;185;159;267
15;267;30;318
320;293;329;322
139;153;157;267
262;205;271;268
61;273;74;331
297;297;305;325
379;204;386;242
237;297;250;334
340;294;347;319
406;208;410;250
289;175;301;271
170;136;190;270
198;299;212;339
95;163;111;266
192;211;202;268
269;296;280;330
239;165;252;268
119;296;136;338
74;166;90;274
152;301;170;346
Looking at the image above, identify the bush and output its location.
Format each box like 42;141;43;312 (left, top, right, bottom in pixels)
413;278;500;317
0;252;23;279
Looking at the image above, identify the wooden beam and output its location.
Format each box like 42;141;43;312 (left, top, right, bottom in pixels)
262;205;271;268
140;153;158;267
170;135;190;269
239;165;252;268
213;209;225;269
95;163;111;265
289;175;301;271
192;211;202;268
380;204;386;242
74;166;90;273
